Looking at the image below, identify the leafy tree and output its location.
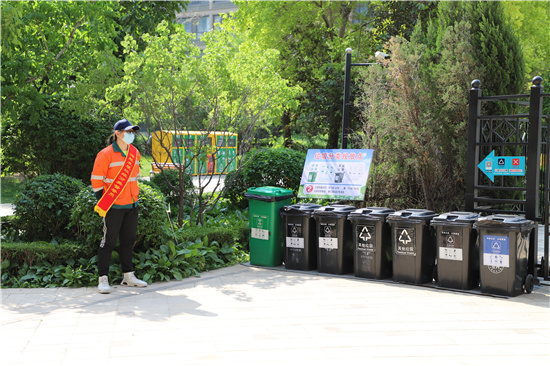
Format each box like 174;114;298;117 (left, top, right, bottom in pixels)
1;1;188;121
229;1;365;148
367;0;438;46
356;1;523;211
228;1;435;149
107;21;300;227
1;1;120;122
436;1;524;105
1;97;114;180
502;1;550;87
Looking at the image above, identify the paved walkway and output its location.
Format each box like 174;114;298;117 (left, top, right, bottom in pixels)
2;264;549;366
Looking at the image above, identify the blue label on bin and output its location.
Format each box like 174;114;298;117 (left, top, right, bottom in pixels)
483;235;509;268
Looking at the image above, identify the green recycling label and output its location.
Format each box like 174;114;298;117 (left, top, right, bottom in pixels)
251;214;269;240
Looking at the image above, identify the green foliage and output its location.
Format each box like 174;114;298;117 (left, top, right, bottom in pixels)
68;182;168;252
1;241;95;267
1;256;99;288
1;1;189;123
502;1;550;87
1;97;114;180
368;1;438;45
150;169;194;212
224;148;305;208
436;1;524;111
0;176;24;204
1;1;121;122
178;213;250;252
3;191;249;288
134;236;248;284
355;1;525;212
230;1;365;148
13;174;84;241
2;215;249;288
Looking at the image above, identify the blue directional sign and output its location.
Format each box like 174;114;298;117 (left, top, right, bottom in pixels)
478;150;525;182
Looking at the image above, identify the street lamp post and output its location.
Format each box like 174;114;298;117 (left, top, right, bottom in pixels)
341;48;388;149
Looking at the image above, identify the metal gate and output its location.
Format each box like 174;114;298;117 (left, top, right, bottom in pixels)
465;76;549;280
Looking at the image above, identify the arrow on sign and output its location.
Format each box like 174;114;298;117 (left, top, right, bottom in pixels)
478;150;525;182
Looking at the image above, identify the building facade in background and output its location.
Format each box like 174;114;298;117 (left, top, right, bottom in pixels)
176;0;238;50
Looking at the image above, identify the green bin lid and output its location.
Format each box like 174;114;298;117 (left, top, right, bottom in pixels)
244;186;294;202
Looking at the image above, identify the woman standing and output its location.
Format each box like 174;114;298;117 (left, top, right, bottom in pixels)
91;119;147;294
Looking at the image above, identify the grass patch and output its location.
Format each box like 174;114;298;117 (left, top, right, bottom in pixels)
1;176;24;204
140;154;154;178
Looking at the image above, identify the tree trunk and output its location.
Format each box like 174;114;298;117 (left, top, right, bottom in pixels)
282;110;293;148
326;114;340;149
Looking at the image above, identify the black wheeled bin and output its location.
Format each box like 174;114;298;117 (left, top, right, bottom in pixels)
473;215;535;297
431;212;480;290
279;203;322;270
387;209;438;284
348;207;395;279
312;205;356;275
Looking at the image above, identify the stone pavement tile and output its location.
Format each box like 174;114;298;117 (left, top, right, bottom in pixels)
2;264;549;366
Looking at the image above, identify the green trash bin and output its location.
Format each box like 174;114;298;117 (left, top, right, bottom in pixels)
473;215;535;297
245;186;294;267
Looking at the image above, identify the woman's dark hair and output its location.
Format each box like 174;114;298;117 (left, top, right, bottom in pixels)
107;133;117;146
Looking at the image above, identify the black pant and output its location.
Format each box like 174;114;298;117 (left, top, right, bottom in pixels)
98;207;139;276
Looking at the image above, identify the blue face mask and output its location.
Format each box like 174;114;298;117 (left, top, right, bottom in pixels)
121;131;135;145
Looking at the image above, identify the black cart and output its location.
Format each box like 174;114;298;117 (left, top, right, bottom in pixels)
431;212;480;290
312;205;356;275
348;207;395;279
279;203;322;271
387;209;438;284
474;215;535;296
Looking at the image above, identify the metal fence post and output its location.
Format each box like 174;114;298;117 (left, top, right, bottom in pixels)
341;48;353;149
465;80;482;212
526;76;543;277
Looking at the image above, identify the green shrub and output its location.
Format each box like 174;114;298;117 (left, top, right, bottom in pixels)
69;182;169;251
1;241;97;288
13;174;84;241
224;148;306;208
149;169;194;212
1;241;95;267
178;221;249;252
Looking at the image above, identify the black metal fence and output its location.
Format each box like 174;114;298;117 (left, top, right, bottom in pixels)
465;77;549;280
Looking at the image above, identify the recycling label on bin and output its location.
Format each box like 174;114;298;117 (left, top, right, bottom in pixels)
439;230;463;261
251;214;269;240
395;227;415;256
357;225;375;252
286;223;304;249
483;235;509;268
319;222;338;250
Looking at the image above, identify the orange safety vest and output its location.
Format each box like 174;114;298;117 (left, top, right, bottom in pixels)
91;142;140;215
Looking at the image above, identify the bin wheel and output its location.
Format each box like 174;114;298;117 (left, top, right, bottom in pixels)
524;274;534;294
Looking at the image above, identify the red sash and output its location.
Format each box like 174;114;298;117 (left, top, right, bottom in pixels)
94;144;137;217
